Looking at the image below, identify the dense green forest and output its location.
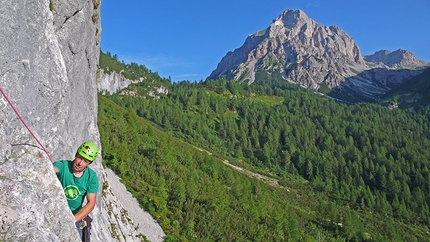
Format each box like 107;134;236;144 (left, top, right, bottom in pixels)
98;51;430;241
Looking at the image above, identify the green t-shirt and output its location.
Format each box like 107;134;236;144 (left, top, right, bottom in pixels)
54;160;98;213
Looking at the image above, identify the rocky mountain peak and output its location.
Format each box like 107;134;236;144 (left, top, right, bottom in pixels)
364;49;426;67
270;9;307;33
209;8;365;88
209;9;428;102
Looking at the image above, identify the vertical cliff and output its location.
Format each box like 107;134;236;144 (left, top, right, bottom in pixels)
0;0;106;241
0;1;164;241
97;69;142;95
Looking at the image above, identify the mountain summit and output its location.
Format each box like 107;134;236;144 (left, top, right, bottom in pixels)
364;49;426;67
209;9;364;87
209;9;428;102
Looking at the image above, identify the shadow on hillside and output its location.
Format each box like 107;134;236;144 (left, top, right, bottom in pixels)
326;67;428;103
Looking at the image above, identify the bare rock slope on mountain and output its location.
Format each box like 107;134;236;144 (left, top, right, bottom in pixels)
364;49;426;68
209;9;428;102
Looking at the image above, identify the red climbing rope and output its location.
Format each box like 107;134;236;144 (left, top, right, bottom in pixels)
0;87;52;162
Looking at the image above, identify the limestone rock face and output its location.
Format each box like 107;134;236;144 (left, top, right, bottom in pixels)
209;9;428;101
97;69;170;98
209;9;365;87
0;0;102;241
97;69;142;95
364;49;427;68
0;1;158;241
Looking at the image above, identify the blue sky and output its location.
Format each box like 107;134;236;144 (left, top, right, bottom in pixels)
100;0;430;83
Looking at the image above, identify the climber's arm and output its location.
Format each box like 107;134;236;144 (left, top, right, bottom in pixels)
74;193;96;222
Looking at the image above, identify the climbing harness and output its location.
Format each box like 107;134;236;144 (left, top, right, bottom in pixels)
81;216;92;242
0;87;52;162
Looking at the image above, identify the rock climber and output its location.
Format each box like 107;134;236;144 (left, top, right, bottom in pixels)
53;141;99;242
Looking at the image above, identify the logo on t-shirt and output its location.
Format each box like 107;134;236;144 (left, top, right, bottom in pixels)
64;185;81;200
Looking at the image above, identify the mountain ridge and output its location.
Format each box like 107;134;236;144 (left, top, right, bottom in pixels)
209;9;429;103
364;49;427;67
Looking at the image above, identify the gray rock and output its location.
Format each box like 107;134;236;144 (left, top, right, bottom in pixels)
364;49;427;67
0;0;163;241
97;69;169;98
210;9;364;86
97;69;142;95
103;169;165;242
209;9;428;101
1;1;96;240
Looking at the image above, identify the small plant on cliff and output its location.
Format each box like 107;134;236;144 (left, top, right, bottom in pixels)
92;0;100;9
49;0;54;11
92;13;100;24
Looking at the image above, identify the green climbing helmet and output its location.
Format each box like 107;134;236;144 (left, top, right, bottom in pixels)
77;141;98;162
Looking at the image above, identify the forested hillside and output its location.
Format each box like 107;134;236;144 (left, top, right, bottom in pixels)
381;67;430;109
98;52;430;241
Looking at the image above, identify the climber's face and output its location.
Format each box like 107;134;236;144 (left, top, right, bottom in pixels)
72;154;91;173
